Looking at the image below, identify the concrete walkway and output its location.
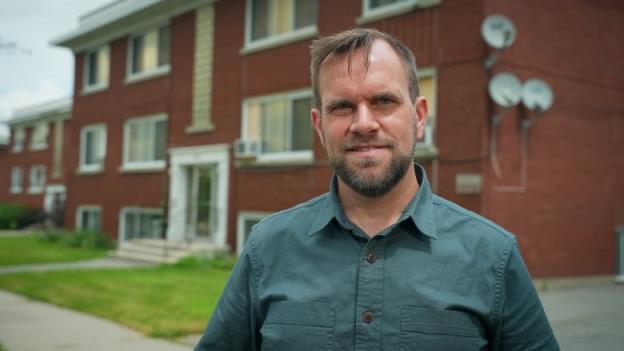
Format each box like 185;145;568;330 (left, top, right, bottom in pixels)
0;257;156;275
0;290;191;351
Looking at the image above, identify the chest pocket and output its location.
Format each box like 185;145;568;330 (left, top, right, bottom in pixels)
400;307;488;351
261;300;335;351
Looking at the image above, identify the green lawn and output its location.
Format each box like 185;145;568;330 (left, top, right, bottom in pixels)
0;258;233;337
0;235;108;266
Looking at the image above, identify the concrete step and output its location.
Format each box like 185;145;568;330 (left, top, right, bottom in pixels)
112;239;229;264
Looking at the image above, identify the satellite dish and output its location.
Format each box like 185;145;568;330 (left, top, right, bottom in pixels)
522;79;554;112
481;15;517;49
488;72;522;108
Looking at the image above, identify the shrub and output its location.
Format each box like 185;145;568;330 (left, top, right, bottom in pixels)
0;202;42;229
61;230;115;250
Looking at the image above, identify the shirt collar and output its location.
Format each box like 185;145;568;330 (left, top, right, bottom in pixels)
307;164;438;239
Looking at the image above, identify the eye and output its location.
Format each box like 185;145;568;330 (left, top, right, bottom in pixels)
328;101;355;116
373;96;397;109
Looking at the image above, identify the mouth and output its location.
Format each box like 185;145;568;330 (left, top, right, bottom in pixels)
345;144;389;156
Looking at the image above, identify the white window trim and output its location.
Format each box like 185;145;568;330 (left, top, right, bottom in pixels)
236;211;271;254
242;0;318;54
28;165;46;194
241;88;314;165
82;45;110;95
76;205;102;231
125;23;171;84
357;0;441;24
12;128;25;153
118;207;164;243
121;113;167;172
10;167;22;194
414;67;438;159
79;124;107;174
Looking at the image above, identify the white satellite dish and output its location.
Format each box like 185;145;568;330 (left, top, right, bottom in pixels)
488;72;523;108
482;15;517;49
522;79;554;112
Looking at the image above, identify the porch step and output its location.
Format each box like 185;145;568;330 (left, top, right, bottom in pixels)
111;239;228;264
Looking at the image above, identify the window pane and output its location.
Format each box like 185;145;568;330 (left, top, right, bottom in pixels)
128;124;141;162
143;30;158;71
294;0;316;29
370;0;403;10
262;100;288;152
419;76;435;117
85;130;95;164
88;52;98;85
154;120;167;161
291;97;312;151
158;26;170;66
273;0;293;35
97;47;109;84
251;0;269;40
125;213;135;239
247;103;262;143
132;36;144;73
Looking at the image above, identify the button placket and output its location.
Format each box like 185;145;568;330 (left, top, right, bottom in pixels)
354;240;386;350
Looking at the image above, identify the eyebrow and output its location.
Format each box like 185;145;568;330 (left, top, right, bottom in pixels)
370;91;403;103
324;98;355;113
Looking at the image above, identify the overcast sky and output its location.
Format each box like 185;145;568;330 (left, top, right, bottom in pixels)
0;0;112;139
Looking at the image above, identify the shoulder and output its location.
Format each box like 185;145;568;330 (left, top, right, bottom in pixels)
431;194;517;247
247;193;330;244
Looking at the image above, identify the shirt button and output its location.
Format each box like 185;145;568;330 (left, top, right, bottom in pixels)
366;251;377;263
363;311;374;323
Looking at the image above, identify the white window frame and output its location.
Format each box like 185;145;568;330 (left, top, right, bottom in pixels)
118;207;164;242
125;23;171;84
121;113;167;172
79;124;107;173
30;122;49;150
241;88;314;164
236;211;271;254
10;167;22;194
82;45;110;94
28;165;46;194
12;128;25;153
76;205;102;232
243;0;318;53
358;0;441;24
414;67;438;158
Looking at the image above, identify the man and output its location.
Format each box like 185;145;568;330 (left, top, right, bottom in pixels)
195;28;559;350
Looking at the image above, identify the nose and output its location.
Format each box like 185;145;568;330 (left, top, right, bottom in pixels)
349;103;379;135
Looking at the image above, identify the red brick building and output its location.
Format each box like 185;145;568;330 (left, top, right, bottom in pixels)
1;0;622;277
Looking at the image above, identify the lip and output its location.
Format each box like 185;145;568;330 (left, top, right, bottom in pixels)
345;145;388;157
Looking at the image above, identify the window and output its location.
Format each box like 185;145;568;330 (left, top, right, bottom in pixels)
83;45;110;92
359;0;440;23
123;114;167;170
76;206;102;232
30;122;49;150
237;212;270;253
12;128;25;152
10;167;22;193
28;165;46;193
127;24;170;81
79;124;107;173
120;207;164;241
242;89;313;162
245;0;317;50
414;69;438;157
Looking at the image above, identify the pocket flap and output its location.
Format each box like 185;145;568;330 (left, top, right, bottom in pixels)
266;300;334;328
401;307;483;337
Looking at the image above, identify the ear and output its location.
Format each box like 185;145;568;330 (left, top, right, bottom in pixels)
311;107;326;147
414;96;429;140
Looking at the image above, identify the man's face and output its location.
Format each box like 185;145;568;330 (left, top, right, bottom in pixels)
311;40;428;197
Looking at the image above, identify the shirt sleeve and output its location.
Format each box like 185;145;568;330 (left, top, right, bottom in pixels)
194;239;260;351
495;242;560;350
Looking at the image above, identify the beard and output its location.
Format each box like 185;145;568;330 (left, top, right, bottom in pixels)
329;137;414;198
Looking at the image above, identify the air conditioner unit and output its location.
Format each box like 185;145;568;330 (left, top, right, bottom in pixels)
233;139;261;159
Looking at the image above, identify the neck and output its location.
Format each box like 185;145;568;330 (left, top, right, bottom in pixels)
338;164;419;237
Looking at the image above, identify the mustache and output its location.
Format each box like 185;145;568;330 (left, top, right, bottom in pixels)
339;136;395;151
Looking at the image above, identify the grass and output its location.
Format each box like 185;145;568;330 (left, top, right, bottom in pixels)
0;257;234;338
0;235;108;267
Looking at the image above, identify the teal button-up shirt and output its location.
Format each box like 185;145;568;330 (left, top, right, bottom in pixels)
196;166;559;350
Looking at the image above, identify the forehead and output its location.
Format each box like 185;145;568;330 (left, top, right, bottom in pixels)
318;40;408;97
